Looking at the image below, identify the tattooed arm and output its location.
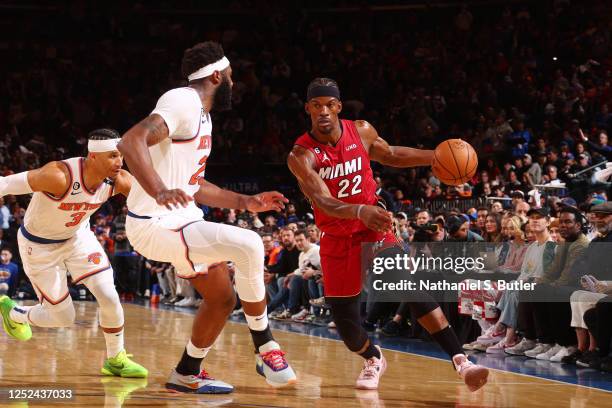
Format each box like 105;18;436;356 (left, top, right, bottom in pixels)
118;114;192;209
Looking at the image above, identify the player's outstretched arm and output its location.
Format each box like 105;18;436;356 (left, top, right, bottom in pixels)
287;146;391;233
118;114;193;210
0;161;69;198
355;120;434;168
194;180;288;212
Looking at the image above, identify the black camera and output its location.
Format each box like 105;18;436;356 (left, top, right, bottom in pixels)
409;222;439;233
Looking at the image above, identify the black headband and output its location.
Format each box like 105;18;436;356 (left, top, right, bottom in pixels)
307;85;341;101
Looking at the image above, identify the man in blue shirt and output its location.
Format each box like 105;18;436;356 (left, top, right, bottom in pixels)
0;248;18;297
507;120;532;159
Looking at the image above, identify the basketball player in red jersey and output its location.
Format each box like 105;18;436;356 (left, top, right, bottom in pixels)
287;78;488;391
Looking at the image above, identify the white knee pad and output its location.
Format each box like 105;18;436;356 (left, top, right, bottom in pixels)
85;270;124;328
218;228;265;302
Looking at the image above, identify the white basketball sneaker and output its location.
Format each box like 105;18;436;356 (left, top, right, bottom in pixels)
355;345;387;390
453;354;489;392
255;341;297;387
165;368;234;394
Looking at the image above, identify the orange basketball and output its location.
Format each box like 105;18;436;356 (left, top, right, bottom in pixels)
431;139;478;186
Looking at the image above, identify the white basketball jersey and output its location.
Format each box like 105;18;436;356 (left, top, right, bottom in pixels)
127;87;212;218
23;157;114;240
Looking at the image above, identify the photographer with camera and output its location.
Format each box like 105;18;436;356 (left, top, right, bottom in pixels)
410;220;444;243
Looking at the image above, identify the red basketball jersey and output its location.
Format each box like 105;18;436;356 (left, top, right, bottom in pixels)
294;119;378;236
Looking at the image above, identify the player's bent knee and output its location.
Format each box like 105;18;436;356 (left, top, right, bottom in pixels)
220;228;264;267
239;232;265;263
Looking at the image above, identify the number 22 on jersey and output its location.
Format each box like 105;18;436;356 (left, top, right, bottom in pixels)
337;175;362;198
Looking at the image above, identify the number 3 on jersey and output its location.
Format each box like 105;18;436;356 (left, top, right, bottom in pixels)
65;211;86;227
337;175;362;198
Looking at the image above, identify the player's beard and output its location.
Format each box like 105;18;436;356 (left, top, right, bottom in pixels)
213;78;232;112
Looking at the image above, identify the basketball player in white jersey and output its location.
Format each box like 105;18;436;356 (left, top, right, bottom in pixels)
119;41;296;393
0;129;147;378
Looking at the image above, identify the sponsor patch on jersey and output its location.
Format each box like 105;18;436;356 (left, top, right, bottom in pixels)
87;252;103;265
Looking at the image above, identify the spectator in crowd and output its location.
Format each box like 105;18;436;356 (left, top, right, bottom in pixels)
581;129;611;161
263;215;278;233
0;197;10;232
510;191;525;208
484;209;556;355
287;230;321;323
516;207;589;361
491;202;504;214
507;120;531;160
267;227;300;316
475;207;489;235
277;203;300;227
446;215;484;242
262;233;282;269
306;224;321;245
583;295;612;372
566;202;612;367
549;218;564;243
0;248;18;296
515;201;531;221
415;210;431;226
497;216;529;273
483;213;503;243
523;154;542;188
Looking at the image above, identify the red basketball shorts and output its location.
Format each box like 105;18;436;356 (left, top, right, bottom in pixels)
319;229;396;297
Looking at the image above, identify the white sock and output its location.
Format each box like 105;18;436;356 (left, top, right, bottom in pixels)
104;329;125;358
186;340;212;359
9;304;32;324
245;308;268;331
259;340;280;353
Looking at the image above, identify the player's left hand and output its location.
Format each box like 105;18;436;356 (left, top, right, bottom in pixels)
245;191;289;212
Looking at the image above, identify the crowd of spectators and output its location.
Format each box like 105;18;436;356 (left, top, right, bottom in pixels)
1;0;612;376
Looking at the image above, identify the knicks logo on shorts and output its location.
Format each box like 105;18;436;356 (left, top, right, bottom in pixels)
87;252;103;265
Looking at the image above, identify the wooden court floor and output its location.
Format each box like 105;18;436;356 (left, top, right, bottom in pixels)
0;301;610;407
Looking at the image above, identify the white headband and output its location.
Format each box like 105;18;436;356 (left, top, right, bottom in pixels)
187;56;230;81
88;138;121;153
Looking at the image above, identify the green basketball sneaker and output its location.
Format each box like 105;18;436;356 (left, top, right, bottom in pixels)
0;295;32;341
101;350;148;378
